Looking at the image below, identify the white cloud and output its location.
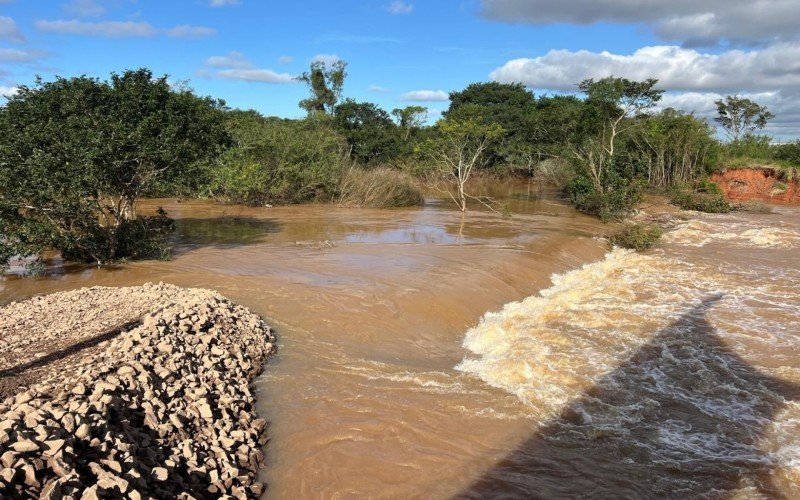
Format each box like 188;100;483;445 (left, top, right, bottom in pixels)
35;19;216;38
0;16;25;43
203;51;296;84
209;0;240;6
489;44;800;93
36;19;158;37
0;85;19;99
0;48;44;62
386;0;413;15
368;84;390;93
400;90;449;101
63;0;106;17
166;25;217;38
278;55;294;64
206;51;252;69
311;54;341;66
217;69;295;83
480;0;800;46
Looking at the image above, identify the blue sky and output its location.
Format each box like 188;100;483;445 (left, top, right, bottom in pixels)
2;0;800;137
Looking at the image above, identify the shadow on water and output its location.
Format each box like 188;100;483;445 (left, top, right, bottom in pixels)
458;294;800;499
171;216;281;248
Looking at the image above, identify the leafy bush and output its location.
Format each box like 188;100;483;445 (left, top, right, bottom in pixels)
566;174;644;222
210;111;349;205
609;223;662;251
338;167;424;208
670;188;731;213
0;69;227;266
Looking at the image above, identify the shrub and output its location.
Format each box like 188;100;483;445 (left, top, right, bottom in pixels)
210;111;349;205
338;167;424;208
609;223;662;251
0;69;227;266
670;188;731;213
566;174;644;222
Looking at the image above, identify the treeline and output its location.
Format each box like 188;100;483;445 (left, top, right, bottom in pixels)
1;63;797;268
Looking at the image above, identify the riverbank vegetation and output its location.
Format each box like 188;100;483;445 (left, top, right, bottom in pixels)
2;61;799;268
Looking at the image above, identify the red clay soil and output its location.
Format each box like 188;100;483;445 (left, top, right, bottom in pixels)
711;168;800;204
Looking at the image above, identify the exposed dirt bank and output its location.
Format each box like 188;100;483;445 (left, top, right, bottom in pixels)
0;283;275;498
711;168;800;204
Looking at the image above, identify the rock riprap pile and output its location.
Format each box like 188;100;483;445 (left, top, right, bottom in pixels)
0;283;276;498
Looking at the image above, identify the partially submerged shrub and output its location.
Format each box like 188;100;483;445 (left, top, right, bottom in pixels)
566;175;644;222
338;167;424;208
670;180;732;214
609;223;662;251
210;111;349;206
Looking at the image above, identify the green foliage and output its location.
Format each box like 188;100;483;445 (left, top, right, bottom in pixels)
210;110;349;205
723;134;773;160
297;59;347;116
715;95;774;141
621;108;718;187
566;173;645;222
338;167;424;208
609;223;662;251
334;99;403;164
670;185;731;213
0;69;228;266
773;140;800;165
391;106;428;139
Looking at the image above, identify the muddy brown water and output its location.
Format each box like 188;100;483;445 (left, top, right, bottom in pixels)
2;189;799;498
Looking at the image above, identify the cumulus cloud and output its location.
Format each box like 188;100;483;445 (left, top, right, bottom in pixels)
480;0;800;46
386;1;413;15
368;84;390;93
490;44;800;93
400;90;449;101
0;16;25;43
35;19;216;38
209;0;240;6
203;51;296;84
63;0;106;17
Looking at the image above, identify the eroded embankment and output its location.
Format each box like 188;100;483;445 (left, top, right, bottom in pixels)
711;168;800;203
0;283;275;498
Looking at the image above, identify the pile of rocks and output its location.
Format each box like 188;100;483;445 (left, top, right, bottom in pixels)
0;283;276;498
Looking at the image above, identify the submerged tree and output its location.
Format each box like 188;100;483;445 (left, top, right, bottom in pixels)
0;68;229;268
417;119;504;212
714;95;774;142
296;59;348;117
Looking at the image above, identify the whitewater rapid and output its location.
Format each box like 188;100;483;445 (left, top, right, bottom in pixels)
457;207;800;497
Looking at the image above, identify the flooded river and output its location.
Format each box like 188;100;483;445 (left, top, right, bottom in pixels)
1;190;799;498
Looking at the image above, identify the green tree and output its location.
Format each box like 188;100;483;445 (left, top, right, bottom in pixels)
417;119;504;212
334;99;401;164
0;69;228;267
574;77;663;193
210;111;349;205
296;59;348;117
714;95;774;142
566;77;663;220
391;105;428;140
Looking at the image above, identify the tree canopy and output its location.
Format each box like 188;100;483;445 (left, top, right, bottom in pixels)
0;68;229;266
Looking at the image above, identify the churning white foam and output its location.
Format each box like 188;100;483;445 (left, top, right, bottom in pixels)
456;211;800;490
